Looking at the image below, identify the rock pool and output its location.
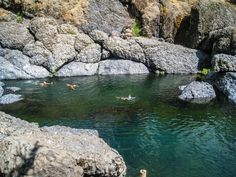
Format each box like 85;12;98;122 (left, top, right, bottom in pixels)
1;74;236;177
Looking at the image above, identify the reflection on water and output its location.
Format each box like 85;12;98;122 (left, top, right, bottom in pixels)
1;74;236;177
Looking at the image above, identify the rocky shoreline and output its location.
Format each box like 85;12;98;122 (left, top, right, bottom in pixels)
0;111;126;177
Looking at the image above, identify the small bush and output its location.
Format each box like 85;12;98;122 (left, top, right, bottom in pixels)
132;19;142;37
196;68;211;81
16;12;23;23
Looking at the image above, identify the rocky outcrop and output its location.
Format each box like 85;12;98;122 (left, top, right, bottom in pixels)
178;81;216;103
176;0;236;49
0;94;23;104
0;0;133;35
0;111;126;177
212;72;236;103
98;59;149;75
212;54;236;72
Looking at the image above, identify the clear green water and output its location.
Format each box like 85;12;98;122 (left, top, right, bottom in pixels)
1;75;236;177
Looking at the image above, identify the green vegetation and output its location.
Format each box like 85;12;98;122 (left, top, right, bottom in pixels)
132;19;142;37
16;12;23;23
196;68;211;81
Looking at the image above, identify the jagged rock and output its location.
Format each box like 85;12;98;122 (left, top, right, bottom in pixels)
0;81;5;87
98;59;149;75
51;34;77;71
6;87;21;92
213;72;236;103
103;37;146;63
176;0;236;48
76;43;101;63
212;54;236;72
0;50;50;80
102;49;111;59
0;21;34;50
0;94;23;104
0;111;126;177
58;24;80;35
0;86;3;97
23;41;53;67
178;81;216;104
136;37;208;73
56;62;98;77
74;33;94;52
89;30;109;44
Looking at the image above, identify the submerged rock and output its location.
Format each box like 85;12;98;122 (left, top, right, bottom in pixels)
98;59;149;75
178;81;216;104
6;87;21;92
0;94;23;104
0;111;126;177
212;54;236;72
213;72;236;103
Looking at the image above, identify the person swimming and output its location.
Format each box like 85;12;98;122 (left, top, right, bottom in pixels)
116;94;136;101
66;84;78;90
39;81;53;88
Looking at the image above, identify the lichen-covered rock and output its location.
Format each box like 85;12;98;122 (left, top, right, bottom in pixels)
176;0;236;48
0;8;16;22
98;59;149;75
0;21;34;50
74;33;94;52
212;54;236;72
136;37;208;73
178;81;216;104
212;72;236;103
0;111;126;177
76;43;101;63
0;94;23;104
56;62;98;77
0;50;50;80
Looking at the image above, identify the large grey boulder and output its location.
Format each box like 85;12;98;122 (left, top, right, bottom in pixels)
212;54;236;72
176;0;236;49
213;72;236;103
103;37;146;64
0;50;50;80
178;81;216;104
0;112;126;177
0;94;23;104
137;37;208;74
98;59;149;75
56;62;99;77
0;21;34;50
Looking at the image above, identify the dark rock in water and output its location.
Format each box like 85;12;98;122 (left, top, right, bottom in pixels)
0;86;3;97
0;94;23;104
0;111;126;177
178;81;216;104
212;72;236;104
212;54;236;72
6;87;21;92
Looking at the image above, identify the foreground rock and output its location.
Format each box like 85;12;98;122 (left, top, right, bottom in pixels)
178;81;216;103
212;54;236;72
0;112;126;177
212;72;236;103
98;60;149;75
0;94;23;104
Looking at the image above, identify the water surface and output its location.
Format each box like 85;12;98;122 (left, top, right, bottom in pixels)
1;75;236;177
